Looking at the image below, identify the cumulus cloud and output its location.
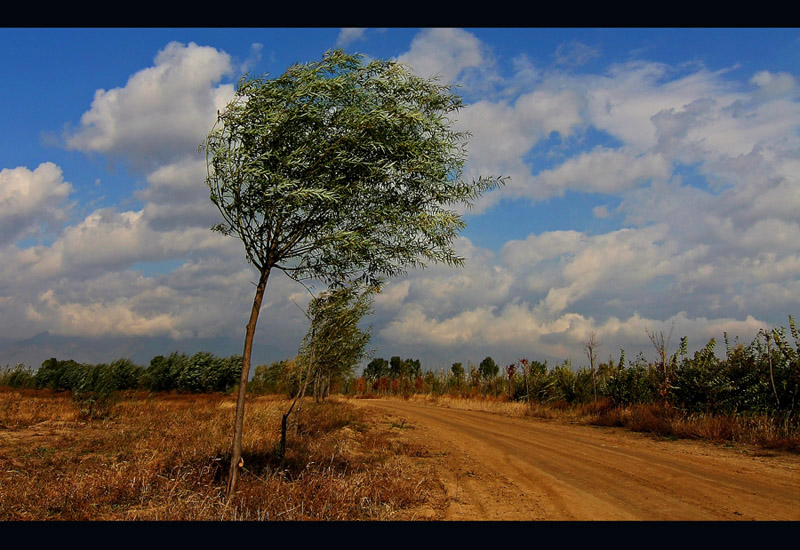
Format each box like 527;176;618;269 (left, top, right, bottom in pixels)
460;88;584;168
0;204;237;295
584;62;736;152
0;163;73;245
453;86;584;211
0;40;319;355
593;205;610;218
28;288;182;338
750;70;798;99
396;28;490;85
526;147;670;198
64;41;235;171
138;156;219;231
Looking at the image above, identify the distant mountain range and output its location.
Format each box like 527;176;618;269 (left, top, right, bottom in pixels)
0;332;286;373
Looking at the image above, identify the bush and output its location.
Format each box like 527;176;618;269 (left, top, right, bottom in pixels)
0;364;36;389
71;364;117;419
109;358;143;391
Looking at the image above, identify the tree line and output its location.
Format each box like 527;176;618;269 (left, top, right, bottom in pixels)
343;318;799;423
0;352;243;395
3;316;798;425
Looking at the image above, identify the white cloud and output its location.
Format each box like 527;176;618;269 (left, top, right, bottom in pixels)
750;70;798;99
396;28;489;85
378;299;771;366
336;28;367;47
374;279;410;310
527;147;670;197
28;288;182;338
554;40;600;67
454;86;584;211
585;62;737;152
460;88;584;168
2;206;234;285
593;205;610;218
0;163;73;245
241;43;264;73
64;41;235;170
138;156;220;231
501;230;585;270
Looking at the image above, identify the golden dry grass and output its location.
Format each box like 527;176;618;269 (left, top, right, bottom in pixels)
0;389;439;520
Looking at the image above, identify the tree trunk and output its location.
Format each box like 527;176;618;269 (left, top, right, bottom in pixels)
226;266;271;500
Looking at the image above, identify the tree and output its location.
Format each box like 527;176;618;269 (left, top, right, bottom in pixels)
584;332;600;409
276;284;374;463
364;358;389;381
645;323;686;403
518;358;530;402
202;49;504;497
389;356;406;379
250;360;297;395
407;358;422;378
300;283;375;402
479;356;499;381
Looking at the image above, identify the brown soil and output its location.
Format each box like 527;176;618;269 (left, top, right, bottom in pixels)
353;398;800;521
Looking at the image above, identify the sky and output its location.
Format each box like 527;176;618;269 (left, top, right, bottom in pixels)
1;27;799;373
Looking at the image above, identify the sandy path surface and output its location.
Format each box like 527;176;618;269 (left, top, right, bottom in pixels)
355;398;800;521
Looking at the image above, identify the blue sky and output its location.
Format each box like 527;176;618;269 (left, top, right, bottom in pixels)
1;28;799;372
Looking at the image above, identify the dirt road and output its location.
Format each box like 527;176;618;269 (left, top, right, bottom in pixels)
356;398;800;521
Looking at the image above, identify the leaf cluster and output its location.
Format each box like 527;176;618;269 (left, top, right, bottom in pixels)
202;49;505;285
298;282;376;385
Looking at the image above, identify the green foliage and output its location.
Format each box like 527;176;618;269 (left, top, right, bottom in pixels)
23;351;244;395
194;351;239;393
670;338;724;412
525;360;550;402
544;361;578;403
72;364;117;419
203;49;505;286
478;356;498;380
573;367;595;404
666;323;799;418
364;356;423;382
386;356;422;379
175;352;208;393
143;352;187;392
109;358;143;390
35;358;81;390
299;282;375;401
769;320;800;416
389;356;404;378
364;358;389;380
0;364;36;389
202;48;505;495
604;353;660;406
250;359;301;396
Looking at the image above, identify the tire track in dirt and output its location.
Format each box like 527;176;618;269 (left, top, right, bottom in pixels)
356;398;800;521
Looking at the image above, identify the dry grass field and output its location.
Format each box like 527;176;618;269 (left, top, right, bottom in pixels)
0;388;442;520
